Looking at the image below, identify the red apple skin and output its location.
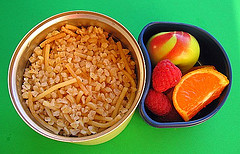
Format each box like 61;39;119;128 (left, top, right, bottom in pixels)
147;31;200;73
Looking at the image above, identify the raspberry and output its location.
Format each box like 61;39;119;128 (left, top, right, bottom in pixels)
158;107;183;122
152;59;182;92
145;89;172;116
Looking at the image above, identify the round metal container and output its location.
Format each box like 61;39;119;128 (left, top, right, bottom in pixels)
8;11;146;145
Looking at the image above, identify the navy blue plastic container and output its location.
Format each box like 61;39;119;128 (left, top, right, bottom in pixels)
138;22;232;128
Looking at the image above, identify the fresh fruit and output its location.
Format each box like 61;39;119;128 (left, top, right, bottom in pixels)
172;67;229;121
158;107;183;122
188;65;216;71
145;89;172;116
152;59;182;93
183;65;216;75
147;31;200;72
165;88;174;102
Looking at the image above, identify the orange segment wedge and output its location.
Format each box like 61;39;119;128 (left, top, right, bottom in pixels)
172;67;229;121
182;65;216;75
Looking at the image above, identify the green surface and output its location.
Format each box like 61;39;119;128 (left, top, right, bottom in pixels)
1;0;240;153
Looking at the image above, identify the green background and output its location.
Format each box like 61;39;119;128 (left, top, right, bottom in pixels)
1;0;240;153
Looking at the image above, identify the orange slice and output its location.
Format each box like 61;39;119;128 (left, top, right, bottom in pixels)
182;65;216;75
172;67;229;121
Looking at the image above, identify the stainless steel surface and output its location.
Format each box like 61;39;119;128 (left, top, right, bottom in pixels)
8;11;146;143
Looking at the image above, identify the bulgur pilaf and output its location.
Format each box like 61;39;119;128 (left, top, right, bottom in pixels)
21;24;137;137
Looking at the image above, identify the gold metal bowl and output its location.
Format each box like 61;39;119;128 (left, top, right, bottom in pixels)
8;11;146;145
